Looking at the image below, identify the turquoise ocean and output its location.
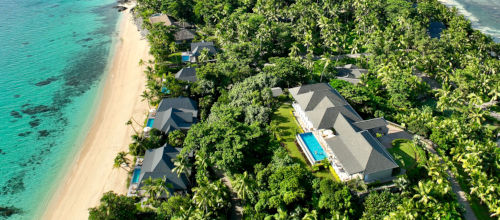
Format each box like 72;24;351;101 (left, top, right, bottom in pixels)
439;0;500;42
0;0;120;219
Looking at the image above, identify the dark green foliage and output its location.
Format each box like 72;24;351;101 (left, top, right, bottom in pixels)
88;191;137;220
168;129;186;148
263;57;309;88
156;195;192;219
318;179;355;217
128;129;166;156
361;190;402;220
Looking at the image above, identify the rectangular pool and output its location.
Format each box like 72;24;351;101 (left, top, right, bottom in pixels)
181;55;190;62
146;118;154;127
299;132;327;161
132;168;141;184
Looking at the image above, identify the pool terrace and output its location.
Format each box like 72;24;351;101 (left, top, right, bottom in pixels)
271;104;339;181
292;108;359;182
127;158;144;197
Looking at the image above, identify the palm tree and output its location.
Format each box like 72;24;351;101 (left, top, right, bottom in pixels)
320;53;332;82
192;179;229;216
231;171;255;202
172;156;190;177
412;181;437;205
141;176;172;200
302;210;318;220
198;48;210;63
125;119;138;135
289;43;301;61
113;151;130;171
141;90;153;109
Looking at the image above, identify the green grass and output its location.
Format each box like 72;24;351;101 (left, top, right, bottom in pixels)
271;103;338;181
388;139;426;171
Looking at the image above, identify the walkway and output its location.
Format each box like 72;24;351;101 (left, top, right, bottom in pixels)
221;175;243;220
380;123;477;220
214;169;243;220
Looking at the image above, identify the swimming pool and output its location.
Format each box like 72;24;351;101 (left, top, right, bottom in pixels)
132;168;141;184
299;133;327;161
181;55;190;62
146;118;155;128
146;118;154;127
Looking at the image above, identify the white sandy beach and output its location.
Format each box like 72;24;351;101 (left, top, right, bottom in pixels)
42;6;151;220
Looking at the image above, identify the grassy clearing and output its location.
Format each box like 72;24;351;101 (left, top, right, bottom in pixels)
388;139;426;171
271;103;337;181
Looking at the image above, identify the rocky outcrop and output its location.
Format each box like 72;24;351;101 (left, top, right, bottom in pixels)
113;5;127;12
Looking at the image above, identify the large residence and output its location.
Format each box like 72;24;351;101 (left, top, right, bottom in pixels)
181;41;217;63
145;97;198;134
128;144;189;198
289;83;398;182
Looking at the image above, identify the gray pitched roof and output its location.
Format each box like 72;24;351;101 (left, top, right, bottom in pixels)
190;42;214;51
173;21;193;29
153;97;198;134
326;114;398;175
138;145;189;193
352;118;387;131
289;83;363;128
175;67;197;82
191;45;217;56
174;29;196;42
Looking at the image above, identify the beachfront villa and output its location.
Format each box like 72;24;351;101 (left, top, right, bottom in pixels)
175;67;197;82
127;144;189;198
144;97;198;135
289;83;398;182
181;41;217;63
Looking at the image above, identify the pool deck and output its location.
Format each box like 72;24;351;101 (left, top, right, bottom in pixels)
126;158;143;197
292;111;356;181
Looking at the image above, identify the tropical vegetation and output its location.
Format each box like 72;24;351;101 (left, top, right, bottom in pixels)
91;0;500;218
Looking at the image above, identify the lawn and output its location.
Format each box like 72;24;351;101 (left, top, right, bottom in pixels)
388;139;426;171
271;103;339;181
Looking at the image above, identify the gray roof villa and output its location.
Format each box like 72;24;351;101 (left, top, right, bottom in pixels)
191;41;217;56
128;144;189;198
174;29;196;42
182;41;218;63
289;83;398;182
152;97;198;134
175;67;197;82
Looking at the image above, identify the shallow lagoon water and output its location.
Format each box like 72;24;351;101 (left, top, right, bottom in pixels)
0;0;119;218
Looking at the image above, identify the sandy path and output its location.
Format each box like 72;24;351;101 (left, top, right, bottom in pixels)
42;7;150;220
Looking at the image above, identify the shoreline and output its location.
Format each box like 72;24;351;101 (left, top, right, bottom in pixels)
42;5;151;219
